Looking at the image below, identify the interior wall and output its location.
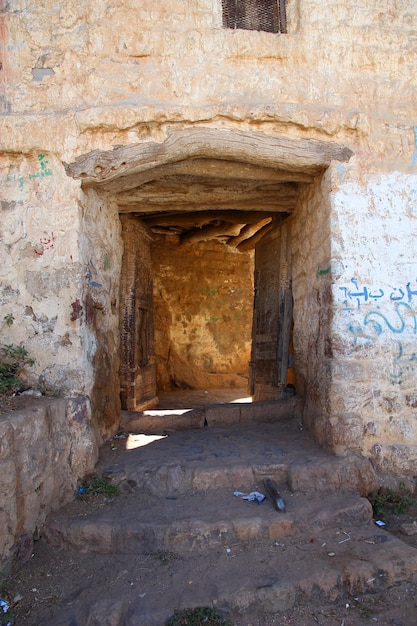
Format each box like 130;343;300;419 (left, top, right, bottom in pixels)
290;174;332;446
152;237;254;391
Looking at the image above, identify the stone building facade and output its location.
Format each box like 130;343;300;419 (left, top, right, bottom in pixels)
1;0;417;485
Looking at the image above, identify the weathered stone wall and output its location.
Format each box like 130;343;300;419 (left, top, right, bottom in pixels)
1;0;417;480
0;398;98;572
291;175;332;443
329;172;417;476
153;238;253;391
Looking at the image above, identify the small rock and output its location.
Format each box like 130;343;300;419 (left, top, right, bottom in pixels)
399;521;417;536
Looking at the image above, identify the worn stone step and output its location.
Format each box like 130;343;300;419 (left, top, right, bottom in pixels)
96;420;379;497
120;397;303;433
43;489;372;555
41;524;417;626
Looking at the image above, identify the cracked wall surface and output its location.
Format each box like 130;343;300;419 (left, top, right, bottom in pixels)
1;0;417;482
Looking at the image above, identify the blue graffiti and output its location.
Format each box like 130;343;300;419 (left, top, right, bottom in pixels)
348;302;417;347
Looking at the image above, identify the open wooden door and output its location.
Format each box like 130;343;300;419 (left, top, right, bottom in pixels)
250;220;293;400
119;215;157;410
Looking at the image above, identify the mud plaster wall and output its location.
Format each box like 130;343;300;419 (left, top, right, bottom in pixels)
152;238;253;391
291;175;333;446
0;0;417;476
79;189;123;436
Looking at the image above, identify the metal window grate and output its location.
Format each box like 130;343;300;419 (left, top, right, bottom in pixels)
222;0;287;34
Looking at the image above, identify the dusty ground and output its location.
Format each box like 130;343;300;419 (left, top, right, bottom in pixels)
3;487;417;625
2;392;417;625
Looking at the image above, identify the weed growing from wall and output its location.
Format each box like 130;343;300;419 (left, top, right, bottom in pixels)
0;315;35;396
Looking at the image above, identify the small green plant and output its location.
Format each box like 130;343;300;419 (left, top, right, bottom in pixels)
165;607;233;626
3;314;14;328
368;485;415;519
0;344;35;396
78;475;120;499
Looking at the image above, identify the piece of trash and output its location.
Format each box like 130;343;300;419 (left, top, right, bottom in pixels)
345;603;350;609
367;578;375;583
138;593;146;598
18;388;42;397
0;598;10;613
375;520;386;527
226;548;232;554
309;538;314;543
77;485;85;495
338;537;351;544
263;478;286;512
233;491;265;504
328;552;336;557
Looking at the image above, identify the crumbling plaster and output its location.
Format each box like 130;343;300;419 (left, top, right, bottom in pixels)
0;0;417;479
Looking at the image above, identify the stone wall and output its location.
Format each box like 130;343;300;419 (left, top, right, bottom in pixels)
1;0;417;479
291;175;332;444
0;398;98;572
153;238;253;391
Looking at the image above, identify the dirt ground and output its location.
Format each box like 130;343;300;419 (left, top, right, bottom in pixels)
2;394;417;625
2;495;417;626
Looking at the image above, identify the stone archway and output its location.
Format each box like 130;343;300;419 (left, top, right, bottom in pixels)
66;128;352;413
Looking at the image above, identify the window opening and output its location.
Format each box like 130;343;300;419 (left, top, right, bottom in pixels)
222;0;287;34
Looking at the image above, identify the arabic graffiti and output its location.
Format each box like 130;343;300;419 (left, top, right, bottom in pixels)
338;277;417;310
390;340;417;385
347;302;417;346
346;301;417;384
0;153;53;192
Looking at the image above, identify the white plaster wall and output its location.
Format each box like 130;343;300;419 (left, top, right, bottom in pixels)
330;173;417;474
0;152;89;395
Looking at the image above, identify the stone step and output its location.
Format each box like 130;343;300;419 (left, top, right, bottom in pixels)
96;420;379;497
43;488;373;555
120;397;303;434
41;524;417;626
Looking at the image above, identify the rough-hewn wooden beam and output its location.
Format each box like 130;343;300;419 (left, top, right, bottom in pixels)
141;210;278;227
99;158;315;194
237;223;275;251
65;128;353;186
227;217;273;248
181;222;245;245
118;200;296;213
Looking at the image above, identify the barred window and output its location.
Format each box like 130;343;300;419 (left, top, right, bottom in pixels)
222;0;287;34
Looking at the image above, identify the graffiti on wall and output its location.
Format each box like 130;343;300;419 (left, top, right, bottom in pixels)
337;277;417;384
0;154;53;192
338;277;417;311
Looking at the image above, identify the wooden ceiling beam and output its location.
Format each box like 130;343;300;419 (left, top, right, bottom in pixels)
227;217;273;248
181;222;245;245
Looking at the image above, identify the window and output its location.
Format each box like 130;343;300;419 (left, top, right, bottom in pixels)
222;0;287;34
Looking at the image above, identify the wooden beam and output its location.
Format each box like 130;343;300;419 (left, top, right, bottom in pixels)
181;222;245;245
65;128;353;187
227;217;272;248
141;210;278;227
98;158;315;194
237;223;275;251
119;199;296;212
115;180;298;207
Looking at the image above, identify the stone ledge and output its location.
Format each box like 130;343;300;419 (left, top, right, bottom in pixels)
0;397;98;574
